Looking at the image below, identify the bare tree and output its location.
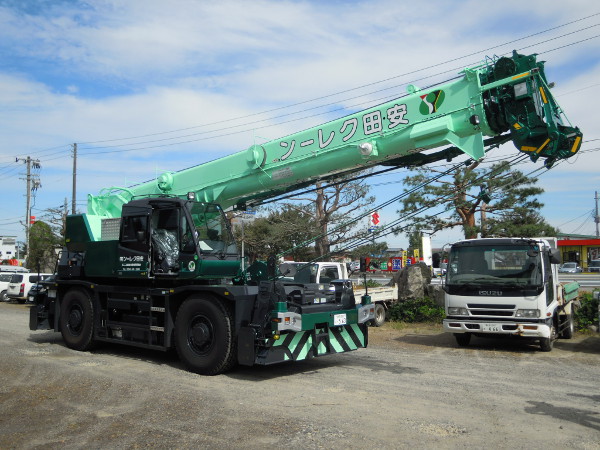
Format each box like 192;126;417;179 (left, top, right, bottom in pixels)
290;173;375;257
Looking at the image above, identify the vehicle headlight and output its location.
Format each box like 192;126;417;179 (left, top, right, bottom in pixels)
448;307;468;316
516;309;540;318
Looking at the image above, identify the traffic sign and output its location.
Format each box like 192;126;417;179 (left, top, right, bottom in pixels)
370;211;380;226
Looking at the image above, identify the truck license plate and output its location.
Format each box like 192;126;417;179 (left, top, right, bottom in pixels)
333;314;347;326
482;323;501;332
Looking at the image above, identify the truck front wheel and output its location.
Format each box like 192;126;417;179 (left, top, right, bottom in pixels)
175;296;237;375
59;289;96;351
539;321;556;352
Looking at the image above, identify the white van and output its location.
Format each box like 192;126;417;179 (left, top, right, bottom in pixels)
6;273;52;303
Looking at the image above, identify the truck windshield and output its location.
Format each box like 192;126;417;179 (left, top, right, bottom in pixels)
280;263;318;283
446;244;543;287
187;203;236;256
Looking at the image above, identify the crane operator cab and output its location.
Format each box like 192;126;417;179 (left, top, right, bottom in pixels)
114;197;240;280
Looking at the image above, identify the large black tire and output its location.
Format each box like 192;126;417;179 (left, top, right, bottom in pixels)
454;333;471;347
540;321;556;352
373;303;386;327
175;296;237;376
0;290;8;302
559;314;574;339
59;289;96;351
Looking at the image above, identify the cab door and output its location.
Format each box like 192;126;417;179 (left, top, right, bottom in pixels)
117;205;151;278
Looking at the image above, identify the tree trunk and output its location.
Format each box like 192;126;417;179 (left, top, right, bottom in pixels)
314;183;330;257
480;203;487;238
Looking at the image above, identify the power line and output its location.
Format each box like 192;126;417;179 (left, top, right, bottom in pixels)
5;20;596;166
72;12;599;148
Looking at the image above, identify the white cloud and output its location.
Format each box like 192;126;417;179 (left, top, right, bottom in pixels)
1;0;598;244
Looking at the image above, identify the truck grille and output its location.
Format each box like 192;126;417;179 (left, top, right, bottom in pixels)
467;304;516;317
467;304;515;309
469;310;514;317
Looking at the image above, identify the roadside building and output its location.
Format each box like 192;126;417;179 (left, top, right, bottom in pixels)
0;236;18;262
557;233;600;271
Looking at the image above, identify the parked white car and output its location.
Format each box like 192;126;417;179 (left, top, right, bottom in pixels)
6;273;52;303
0;273;15;301
558;262;582;273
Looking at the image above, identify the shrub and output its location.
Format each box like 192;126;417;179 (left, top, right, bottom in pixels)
388;297;445;323
574;291;599;331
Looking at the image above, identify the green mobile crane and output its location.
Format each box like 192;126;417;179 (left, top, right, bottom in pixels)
30;51;582;375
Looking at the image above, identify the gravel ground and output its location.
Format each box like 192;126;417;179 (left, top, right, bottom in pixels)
1;301;600;449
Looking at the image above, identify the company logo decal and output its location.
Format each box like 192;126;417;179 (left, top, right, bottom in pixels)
419;90;445;115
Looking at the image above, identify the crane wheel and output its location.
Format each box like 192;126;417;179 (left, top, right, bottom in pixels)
59;288;96;351
175;296;237;375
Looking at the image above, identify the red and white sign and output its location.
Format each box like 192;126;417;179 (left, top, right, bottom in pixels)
370;211;380;226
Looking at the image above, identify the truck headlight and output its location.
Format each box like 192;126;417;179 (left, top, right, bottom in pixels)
515;309;540;318
448;307;468;316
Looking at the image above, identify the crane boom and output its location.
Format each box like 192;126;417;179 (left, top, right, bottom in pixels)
87;51;581;233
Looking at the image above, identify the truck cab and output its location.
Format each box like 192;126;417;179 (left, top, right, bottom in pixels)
443;238;578;351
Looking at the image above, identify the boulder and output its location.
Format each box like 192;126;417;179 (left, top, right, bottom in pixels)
393;262;432;301
427;284;446;307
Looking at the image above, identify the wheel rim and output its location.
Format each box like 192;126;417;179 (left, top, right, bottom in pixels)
188;315;215;356
67;305;84;335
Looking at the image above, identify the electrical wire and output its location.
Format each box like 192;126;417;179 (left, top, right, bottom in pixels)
276;149;529;259
5;22;596;172
72;12;599;148
10;15;590;161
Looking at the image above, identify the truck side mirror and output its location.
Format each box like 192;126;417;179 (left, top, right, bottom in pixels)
548;248;561;264
278;263;297;278
359;257;367;272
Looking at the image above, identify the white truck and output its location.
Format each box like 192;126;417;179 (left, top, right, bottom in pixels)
443;238;579;351
280;261;398;327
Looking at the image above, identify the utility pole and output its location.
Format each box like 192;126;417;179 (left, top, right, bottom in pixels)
595;191;599;238
63;197;68;237
72;143;77;214
16;156;41;261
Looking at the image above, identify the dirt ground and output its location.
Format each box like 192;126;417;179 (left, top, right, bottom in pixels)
1;301;599;449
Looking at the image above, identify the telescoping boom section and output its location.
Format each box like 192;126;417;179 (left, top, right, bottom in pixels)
86;50;581;225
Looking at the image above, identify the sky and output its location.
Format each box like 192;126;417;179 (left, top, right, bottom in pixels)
0;0;599;252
